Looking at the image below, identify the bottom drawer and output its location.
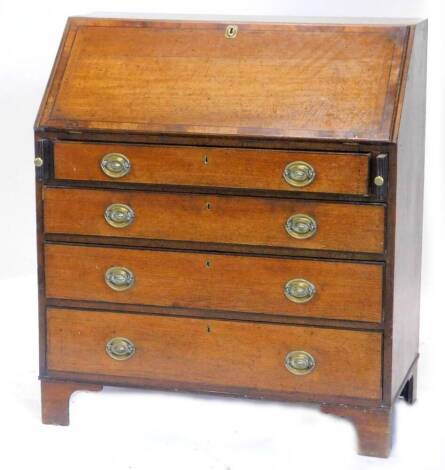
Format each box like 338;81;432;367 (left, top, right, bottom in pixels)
47;308;382;400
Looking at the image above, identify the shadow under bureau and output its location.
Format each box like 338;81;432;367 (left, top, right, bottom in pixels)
34;16;427;458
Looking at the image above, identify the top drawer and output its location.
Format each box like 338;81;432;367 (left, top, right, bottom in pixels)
53;142;371;196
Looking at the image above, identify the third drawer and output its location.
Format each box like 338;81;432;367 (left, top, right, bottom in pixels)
45;244;383;322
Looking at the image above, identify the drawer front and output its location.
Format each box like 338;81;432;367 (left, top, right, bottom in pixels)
54;142;371;196
45;244;383;322
44;188;385;254
47;308;382;400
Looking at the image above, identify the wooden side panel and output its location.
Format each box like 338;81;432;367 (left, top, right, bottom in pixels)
53;142;371;196
391;22;427;399
37;19;408;141
47;308;382;399
45;244;383;322
43;188;385;253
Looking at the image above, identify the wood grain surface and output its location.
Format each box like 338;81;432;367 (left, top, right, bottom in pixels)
53;141;371;196
43;187;385;253
390;21;427;400
37;18;408;141
45;244;383;322
47;308;382;399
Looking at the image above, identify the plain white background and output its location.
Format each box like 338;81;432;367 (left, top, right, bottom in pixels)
1;0;444;468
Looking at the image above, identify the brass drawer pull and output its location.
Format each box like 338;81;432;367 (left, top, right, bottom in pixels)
101;153;131;178
285;351;316;375
104;203;135;228
105;266;135;291
106;337;136;360
285;214;317;239
284;278;316;303
283;161;315;188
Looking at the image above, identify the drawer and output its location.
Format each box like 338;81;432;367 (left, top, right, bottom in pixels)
45;244;383;322
47;308;382;400
43;188;385;254
53;141;371;196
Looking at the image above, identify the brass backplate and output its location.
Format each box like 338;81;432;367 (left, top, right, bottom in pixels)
284;278;316;303
105;266;135;291
285;351;316;376
104;203;135;228
101;152;131;178
106;337;136;361
285;214;317;239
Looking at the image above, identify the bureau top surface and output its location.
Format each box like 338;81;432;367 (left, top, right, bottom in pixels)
36;16;416;142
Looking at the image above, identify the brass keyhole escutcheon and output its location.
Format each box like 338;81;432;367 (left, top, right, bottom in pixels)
225;25;238;38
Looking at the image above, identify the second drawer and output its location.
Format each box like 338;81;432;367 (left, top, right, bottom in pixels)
45;244;383;322
44;188;385;254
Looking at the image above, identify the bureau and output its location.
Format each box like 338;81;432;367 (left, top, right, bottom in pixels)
34;16;427;458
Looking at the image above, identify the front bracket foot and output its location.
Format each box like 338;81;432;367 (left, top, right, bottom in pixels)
321;404;393;458
41;379;103;426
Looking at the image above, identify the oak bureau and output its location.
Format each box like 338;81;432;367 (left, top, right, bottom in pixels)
34;16;427;457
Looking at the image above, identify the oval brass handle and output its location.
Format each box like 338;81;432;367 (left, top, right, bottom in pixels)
101;153;131;178
285;214;317;239
283;161;315;188
104;203;135;228
285;351;316;375
284;278;316;303
106;337;136;360
105;266;135;291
